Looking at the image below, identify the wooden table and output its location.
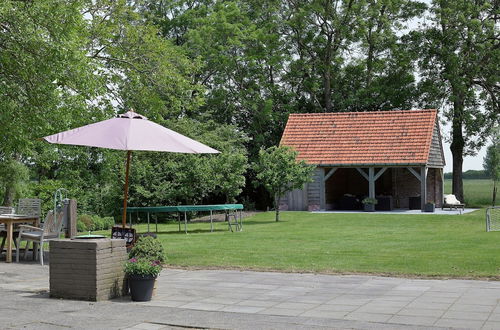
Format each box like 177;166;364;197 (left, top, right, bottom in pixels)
0;215;39;263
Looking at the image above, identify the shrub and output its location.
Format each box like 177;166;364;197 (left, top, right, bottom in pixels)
129;236;166;263
124;258;162;277
102;216;115;229
77;220;87;232
78;214;93;231
76;214;116;232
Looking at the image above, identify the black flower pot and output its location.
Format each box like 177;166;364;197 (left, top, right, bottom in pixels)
128;275;156;301
363;204;375;212
424;203;435;212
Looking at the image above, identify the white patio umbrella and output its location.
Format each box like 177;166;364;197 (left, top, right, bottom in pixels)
43;110;219;227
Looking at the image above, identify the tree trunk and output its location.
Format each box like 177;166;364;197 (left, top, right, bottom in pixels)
323;34;333;112
2;154;22;207
2;185;16;207
493;181;497;206
274;194;280;222
450;97;465;202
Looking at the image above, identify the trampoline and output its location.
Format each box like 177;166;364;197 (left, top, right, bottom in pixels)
125;204;244;233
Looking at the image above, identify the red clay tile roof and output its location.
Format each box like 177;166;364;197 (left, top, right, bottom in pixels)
280;109;438;165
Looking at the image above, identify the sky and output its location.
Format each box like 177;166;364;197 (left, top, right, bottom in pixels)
442;141;487;173
441;122;488;173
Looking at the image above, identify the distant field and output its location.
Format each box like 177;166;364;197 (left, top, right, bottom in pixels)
444;179;494;208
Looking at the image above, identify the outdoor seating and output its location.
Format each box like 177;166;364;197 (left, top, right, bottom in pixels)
16;198;41;218
1;199;41;257
0;206;15;254
16;210;64;266
443;194;465;212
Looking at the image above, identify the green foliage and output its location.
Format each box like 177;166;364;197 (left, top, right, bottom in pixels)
483;133;500;183
254;146;314;221
124;258;162;277
76;214;115;232
362;198;378;205
26;179;63;216
77;220;87;233
444;170;489;180
0;159;29;206
129;236;166;263
483;129;500;205
414;0;499;201
127;118;248;208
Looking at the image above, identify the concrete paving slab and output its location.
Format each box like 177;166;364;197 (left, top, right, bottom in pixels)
388;315;439;326
434;318;486;329
2;263;500;329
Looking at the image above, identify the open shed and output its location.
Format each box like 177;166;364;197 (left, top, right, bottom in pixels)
279;109;445;212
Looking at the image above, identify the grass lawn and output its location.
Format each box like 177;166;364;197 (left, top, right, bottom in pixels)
445;179;494;208
96;209;500;278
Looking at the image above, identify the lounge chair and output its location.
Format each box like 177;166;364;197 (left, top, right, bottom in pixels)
443;194;465;213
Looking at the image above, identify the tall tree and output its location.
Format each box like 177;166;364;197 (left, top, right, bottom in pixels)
416;0;499;201
0;0;104;205
484;128;500;206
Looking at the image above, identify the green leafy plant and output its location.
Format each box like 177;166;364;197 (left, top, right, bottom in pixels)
361;198;378;205
124;258;162;277
129;236;166;263
254;146;315;221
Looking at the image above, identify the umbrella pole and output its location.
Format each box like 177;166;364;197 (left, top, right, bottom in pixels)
122;151;132;228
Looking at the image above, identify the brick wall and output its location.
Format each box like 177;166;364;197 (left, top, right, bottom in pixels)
50;238;128;301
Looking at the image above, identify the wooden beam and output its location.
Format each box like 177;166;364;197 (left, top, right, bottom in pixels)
356;168;369;181
440;168;445;207
374;167;388;181
324;168;337;182
421;166;428;211
319;168;326;211
369;167;375;199
407;167;421;181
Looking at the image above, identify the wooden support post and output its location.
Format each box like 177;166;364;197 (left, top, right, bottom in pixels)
356;168;369;180
368;168;375;199
319;168;326;211
324;168;337;182
65;199;77;238
421;166;428;211
440;168;445;208
407;167;421;181
374;167;388;181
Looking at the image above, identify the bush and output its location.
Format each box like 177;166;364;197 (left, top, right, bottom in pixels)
124;258;162;277
78;214;93;231
77;220;87;232
129;236;166;263
77;214;116;232
102;216;115;229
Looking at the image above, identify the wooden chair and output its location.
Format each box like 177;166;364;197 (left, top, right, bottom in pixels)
0;206;15;254
16;210;64;265
0;199;41;256
16;198;41;218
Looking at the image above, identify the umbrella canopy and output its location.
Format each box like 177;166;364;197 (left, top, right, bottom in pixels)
44;111;219;154
43;110;219;227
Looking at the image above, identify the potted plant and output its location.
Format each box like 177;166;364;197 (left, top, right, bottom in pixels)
125;236;166;301
362;197;378;212
424;202;435;212
124;258;162;301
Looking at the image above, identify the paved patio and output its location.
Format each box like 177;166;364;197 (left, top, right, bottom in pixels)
1;262;500;329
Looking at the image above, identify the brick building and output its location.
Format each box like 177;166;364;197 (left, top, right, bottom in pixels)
279;109;445;212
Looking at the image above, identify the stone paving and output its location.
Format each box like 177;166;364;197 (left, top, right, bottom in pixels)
142;268;500;329
1;262;500;329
